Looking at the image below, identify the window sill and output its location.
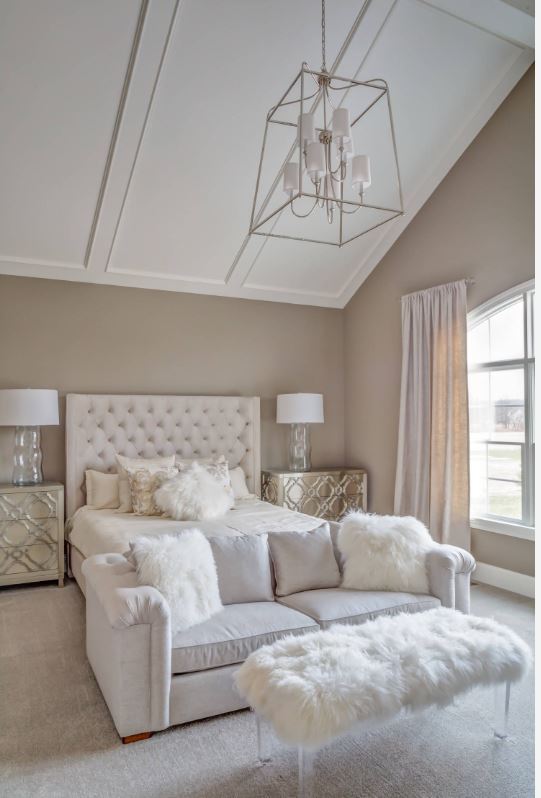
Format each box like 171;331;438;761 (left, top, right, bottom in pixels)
471;517;535;541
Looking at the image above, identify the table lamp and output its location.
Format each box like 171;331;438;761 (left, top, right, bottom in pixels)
0;389;59;485
276;393;324;471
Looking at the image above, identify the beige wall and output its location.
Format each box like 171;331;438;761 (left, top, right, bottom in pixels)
0;277;344;484
344;67;534;576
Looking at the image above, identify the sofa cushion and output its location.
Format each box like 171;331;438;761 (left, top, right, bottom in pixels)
171;602;318;674
277;588;440;629
208;534;274;604
267;524;341;597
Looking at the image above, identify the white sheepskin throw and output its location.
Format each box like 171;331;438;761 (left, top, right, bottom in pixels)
154;462;234;521
338;511;435;593
235;607;531;749
130;531;222;633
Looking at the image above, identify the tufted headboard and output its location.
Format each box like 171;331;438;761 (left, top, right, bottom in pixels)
65;394;261;518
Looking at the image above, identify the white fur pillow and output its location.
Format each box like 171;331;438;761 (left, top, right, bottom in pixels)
130;532;223;633
154;462;234;521
338;512;435;593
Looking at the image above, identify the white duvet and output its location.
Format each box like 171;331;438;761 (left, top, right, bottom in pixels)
68;498;322;559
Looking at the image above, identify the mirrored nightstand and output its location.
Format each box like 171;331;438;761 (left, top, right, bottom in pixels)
0;482;64;587
261;468;367;522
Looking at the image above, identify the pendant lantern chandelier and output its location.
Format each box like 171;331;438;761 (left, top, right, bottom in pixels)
249;0;404;247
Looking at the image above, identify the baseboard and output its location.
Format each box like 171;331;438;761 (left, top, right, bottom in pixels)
474;562;534;599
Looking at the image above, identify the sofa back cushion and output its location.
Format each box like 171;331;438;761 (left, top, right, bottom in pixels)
267;524;341;597
209;534;274;604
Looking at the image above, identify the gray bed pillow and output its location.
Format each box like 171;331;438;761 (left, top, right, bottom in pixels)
267;524;341;597
208;534;274;604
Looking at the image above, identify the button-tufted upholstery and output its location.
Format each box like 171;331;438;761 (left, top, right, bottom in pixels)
65;395;261;518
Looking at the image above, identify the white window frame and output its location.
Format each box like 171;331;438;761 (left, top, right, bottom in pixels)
468;280;535;541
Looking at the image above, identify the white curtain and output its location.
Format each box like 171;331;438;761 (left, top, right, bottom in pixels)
394;280;470;549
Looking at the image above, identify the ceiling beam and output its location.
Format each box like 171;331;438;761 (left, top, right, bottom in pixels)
417;0;534;48
85;0;181;273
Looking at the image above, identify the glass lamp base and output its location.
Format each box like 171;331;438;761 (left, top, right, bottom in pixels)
288;423;311;472
13;425;43;485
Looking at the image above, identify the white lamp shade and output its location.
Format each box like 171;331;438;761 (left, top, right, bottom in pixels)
352;154;371;187
0;389;59;426
283;162;299;193
306;142;325;178
332;108;351;139
276;393;324;424
298;112;316;144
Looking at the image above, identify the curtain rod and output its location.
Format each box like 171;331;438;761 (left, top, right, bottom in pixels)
400;278;475;301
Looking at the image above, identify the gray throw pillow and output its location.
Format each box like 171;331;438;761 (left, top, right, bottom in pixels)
208;534;274;604
267;524;341;597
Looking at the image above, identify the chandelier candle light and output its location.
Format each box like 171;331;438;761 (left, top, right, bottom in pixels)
249;0;403;246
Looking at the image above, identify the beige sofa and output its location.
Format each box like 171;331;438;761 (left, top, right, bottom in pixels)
82;527;475;743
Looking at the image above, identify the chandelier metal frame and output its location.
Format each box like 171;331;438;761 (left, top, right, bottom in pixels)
248;1;404;247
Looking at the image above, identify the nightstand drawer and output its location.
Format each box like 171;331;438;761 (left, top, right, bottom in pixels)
0;542;59;576
0;517;58;548
0;490;59;521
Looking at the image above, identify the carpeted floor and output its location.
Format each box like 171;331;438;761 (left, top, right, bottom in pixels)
0;580;534;798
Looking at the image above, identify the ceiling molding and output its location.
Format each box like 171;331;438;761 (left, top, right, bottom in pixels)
417;0;535;47
86;0;181;273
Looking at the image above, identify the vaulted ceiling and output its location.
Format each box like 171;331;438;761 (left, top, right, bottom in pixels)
0;0;534;307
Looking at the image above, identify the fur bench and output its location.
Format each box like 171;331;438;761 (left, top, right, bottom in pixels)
236;607;530;796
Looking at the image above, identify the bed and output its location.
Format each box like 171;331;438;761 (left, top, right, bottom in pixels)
65;393;322;592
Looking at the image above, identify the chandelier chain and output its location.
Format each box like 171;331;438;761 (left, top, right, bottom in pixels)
321;0;326;71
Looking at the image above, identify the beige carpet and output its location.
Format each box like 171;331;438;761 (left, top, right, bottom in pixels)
0;580;534;798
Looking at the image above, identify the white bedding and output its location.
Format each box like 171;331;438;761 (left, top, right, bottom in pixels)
68;498;323;559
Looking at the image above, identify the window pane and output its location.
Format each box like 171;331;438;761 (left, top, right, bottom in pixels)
468;319;489;364
487;479;522;520
487;443;521;481
490;369;525;442
528;290;534;358
469;372;490;439
470;441;487;518
489;299;524;361
469;368;525;442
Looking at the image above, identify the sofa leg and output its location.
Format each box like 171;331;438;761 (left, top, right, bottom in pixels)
121;732;153;744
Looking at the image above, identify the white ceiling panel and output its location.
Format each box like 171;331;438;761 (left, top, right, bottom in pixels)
0;0;533;305
0;0;142;267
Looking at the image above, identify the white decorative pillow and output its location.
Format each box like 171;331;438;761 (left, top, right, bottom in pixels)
154;462;234;521
85;470;120;510
115;453;176;512
127;467;178;516
130;532;223;634
338;512;435;594
268;524;340;597
229;466;252;500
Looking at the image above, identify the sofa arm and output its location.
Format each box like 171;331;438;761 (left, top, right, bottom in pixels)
82;554;171;738
426;545;476;613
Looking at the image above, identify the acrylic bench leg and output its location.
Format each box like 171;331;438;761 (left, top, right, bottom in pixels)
494;681;511;739
255;712;272;763
298;746;316;798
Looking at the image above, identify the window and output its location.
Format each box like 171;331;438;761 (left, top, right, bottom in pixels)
468;281;534;538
